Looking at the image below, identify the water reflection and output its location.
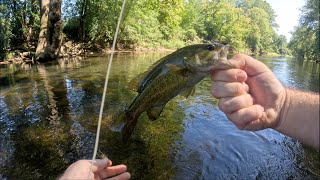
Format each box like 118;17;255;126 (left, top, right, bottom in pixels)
0;54;319;179
174;85;316;179
258;56;320;92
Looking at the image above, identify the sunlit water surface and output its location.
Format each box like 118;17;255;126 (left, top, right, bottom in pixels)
0;53;319;179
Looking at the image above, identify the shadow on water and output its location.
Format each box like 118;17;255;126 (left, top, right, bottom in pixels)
0;54;319;179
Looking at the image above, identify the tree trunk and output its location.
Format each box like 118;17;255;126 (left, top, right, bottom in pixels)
36;0;50;59
35;0;62;61
79;0;88;42
21;0;27;39
26;0;36;44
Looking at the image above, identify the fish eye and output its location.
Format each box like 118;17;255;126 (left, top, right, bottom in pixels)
207;44;215;51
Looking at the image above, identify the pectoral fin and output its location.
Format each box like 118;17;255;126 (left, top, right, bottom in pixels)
180;87;196;98
165;64;189;77
147;105;165;121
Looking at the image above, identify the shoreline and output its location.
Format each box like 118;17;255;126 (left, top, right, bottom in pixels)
1;44;303;66
0;47;176;65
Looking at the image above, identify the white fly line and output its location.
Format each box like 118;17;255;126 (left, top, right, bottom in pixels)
88;0;126;179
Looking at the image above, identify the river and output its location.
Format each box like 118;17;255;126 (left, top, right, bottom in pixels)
0;53;319;179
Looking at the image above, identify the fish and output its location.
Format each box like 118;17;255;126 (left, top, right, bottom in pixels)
120;42;232;142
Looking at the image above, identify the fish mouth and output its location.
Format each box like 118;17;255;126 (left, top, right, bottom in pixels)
212;44;234;70
191;43;233;72
219;44;229;60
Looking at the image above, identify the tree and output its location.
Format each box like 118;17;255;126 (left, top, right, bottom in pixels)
289;0;319;61
289;26;316;60
156;0;185;40
35;0;62;61
122;0;163;47
0;1;12;59
25;0;37;44
1;0;287;59
246;7;274;53
273;35;288;56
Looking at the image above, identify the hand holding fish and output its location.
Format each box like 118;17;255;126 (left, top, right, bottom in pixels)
211;53;286;130
211;53;319;149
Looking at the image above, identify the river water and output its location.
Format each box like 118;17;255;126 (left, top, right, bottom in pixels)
0;53;319;179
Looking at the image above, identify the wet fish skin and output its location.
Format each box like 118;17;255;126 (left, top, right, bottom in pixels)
121;42;231;142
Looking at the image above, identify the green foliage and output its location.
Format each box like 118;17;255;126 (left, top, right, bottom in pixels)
0;0;40;59
1;0;290;57
289;26;318;60
179;0;202;43
63;18;80;41
246;7;274;52
156;0;185;40
187;0;280;53
196;1;251;51
289;0;319;61
86;0;119;45
273;35;289;56
121;0;163;47
0;4;12;59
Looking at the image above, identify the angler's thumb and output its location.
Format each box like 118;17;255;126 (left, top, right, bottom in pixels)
92;158;109;172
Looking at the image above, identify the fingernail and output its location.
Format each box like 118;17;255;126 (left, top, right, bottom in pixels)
100;158;110;167
243;83;249;92
236;71;247;82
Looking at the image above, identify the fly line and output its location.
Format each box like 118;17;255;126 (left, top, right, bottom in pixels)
88;0;126;179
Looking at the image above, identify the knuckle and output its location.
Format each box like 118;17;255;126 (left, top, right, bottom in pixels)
213;70;229;81
235;116;246;130
244;83;249;92
236;119;248;130
234;83;243;95
226;114;238;128
228;111;247;130
218;99;227;112
245;94;253;105
232;54;245;62
254;105;263;119
211;84;219;97
254;106;259;116
236;123;246;130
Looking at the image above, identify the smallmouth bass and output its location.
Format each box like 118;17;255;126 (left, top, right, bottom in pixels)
121;43;232;142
